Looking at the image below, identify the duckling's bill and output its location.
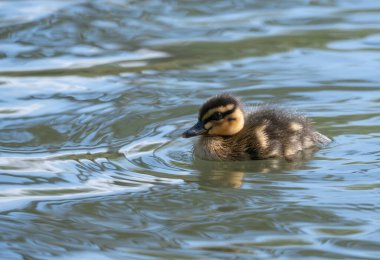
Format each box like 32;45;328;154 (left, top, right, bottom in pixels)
182;121;206;138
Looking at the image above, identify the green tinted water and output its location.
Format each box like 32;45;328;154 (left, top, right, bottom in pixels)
0;1;380;259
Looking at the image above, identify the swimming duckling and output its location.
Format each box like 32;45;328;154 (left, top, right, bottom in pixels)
182;94;331;161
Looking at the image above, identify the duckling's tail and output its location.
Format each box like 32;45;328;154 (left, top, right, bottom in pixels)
313;132;332;147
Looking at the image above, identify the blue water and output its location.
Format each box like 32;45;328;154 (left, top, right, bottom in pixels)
0;1;380;259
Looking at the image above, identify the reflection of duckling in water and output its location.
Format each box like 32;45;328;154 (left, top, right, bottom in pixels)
196;154;315;189
200;170;245;188
182;94;331;161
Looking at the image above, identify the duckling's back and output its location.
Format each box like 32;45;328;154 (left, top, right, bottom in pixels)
241;106;331;160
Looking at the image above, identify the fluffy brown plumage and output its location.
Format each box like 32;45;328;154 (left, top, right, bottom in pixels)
182;94;331;161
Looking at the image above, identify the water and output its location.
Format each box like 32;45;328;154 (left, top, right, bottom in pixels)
0;0;380;259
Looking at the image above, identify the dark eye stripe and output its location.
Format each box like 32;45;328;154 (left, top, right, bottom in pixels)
204;108;236;123
211;112;223;121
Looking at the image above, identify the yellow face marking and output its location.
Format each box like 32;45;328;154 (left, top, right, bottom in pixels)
255;123;268;149
207;108;244;136
204;122;212;130
289;122;303;132
202;104;235;121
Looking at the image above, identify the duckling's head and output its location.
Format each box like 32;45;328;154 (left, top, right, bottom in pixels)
182;94;245;138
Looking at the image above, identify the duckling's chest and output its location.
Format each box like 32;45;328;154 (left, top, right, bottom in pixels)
194;137;249;161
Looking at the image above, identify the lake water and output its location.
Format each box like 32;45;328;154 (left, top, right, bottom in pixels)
0;0;380;259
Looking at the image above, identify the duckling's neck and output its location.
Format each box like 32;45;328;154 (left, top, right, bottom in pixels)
195;136;234;161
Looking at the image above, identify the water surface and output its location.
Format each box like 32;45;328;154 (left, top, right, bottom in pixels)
0;0;380;259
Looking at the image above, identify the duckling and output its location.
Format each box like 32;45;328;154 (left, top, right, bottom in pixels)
182;94;331;161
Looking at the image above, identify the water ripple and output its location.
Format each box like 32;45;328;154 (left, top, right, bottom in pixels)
1;0;380;259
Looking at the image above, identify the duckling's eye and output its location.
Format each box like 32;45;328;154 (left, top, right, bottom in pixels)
210;112;223;121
